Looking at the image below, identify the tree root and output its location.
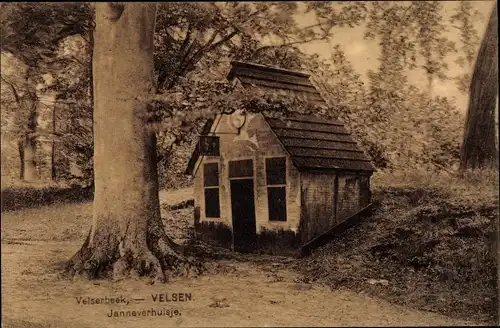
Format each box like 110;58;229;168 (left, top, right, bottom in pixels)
65;232;203;282
113;248;164;282
154;236;203;280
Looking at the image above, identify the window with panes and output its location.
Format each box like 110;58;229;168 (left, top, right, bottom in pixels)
265;157;287;221
203;162;220;218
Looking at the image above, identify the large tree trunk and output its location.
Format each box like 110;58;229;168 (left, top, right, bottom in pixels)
459;3;498;171
67;3;196;281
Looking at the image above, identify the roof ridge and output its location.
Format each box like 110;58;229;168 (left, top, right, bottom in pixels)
263;113;346;127
236;74;316;89
265;116;344;127
229;61;311;78
291;154;373;163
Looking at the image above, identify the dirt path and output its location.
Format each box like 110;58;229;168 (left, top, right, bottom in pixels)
1;240;477;328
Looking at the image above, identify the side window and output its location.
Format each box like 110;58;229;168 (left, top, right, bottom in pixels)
203;163;220;218
266;157;287;221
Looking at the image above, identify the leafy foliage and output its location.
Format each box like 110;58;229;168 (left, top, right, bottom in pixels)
302;41;463;172
0;1;493;186
451;2;483;67
50;35;93;183
152;2;360;91
1;3;93;67
450;1;483;93
1;3;93;182
148;2;366;186
365;1;457;94
0;54;38;139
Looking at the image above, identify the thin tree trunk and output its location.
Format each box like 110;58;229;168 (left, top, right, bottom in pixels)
19;94;39;182
67;3;196;281
2;76;40;182
459;3;498;170
427;76;433;99
22;92;40;182
18;139;24;180
51;102;56;180
23;133;37;181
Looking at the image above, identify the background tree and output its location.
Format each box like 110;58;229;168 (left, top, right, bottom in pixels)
2;2;368;188
459;3;498;171
1;1;494;187
1;3;93;182
0;54;39;181
150;2;367;187
152;1;478;181
50;35;93;183
412;1;456;96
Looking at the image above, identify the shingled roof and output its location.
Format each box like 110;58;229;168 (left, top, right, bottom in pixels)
185;61;374;175
227;61;325;104
264;114;374;172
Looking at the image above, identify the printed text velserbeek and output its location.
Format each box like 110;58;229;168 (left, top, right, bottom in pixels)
76;296;129;305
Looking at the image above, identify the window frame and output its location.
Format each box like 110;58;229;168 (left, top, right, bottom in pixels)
265;157;287;222
228;158;254;179
203;161;221;219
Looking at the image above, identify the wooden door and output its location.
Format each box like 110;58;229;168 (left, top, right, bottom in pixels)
230;178;257;252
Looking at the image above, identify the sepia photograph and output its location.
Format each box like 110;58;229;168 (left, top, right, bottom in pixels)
1;1;498;327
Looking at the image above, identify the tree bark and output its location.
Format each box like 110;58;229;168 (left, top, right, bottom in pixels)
427;76;433;99
459;3;498;171
18;140;24;180
16;91;40;182
85;25;94;185
51;102;56;180
2;75;40;182
23;101;39;182
67;3;197;281
22;134;37;181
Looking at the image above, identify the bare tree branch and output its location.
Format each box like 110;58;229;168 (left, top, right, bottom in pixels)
1;75;21;104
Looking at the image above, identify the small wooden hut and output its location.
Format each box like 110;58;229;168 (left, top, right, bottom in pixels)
185;61;374;256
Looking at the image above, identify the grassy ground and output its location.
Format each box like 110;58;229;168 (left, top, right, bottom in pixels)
1;186;483;327
295;170;499;323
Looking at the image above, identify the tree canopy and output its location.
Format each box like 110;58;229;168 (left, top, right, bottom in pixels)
1;1;496;185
